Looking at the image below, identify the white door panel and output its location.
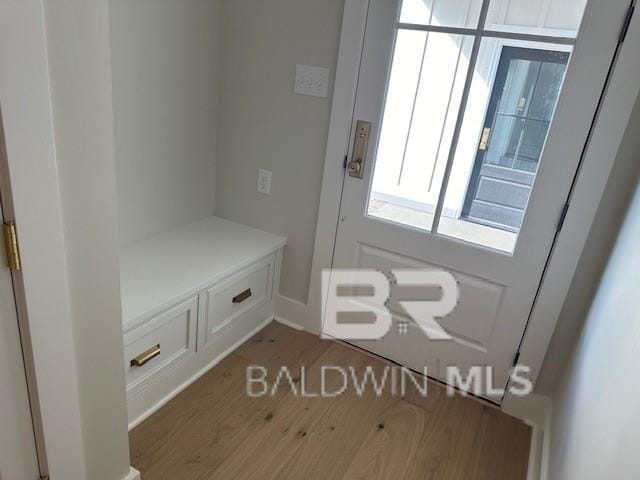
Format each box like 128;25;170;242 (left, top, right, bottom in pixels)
330;0;627;400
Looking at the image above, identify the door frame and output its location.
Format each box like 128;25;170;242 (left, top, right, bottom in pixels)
300;0;640;418
0;113;47;478
1;2;92;478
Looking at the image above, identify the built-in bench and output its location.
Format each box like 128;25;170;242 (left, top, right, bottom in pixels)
119;216;285;427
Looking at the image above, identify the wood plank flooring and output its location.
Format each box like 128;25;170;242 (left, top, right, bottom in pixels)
130;321;531;479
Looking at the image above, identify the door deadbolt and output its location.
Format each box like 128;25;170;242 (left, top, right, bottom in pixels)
348;159;362;175
348;120;372;179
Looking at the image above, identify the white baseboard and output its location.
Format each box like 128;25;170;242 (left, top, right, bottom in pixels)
527;400;552;480
274;315;305;331
123;466;141;480
127;316;273;431
527;424;544;480
540;401;552;480
275;294;314;331
502;393;550;427
502;393;551;480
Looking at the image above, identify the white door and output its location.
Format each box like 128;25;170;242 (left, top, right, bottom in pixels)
330;0;629;400
0;193;39;477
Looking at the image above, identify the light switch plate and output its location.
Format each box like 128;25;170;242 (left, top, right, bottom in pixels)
257;169;272;195
294;64;330;98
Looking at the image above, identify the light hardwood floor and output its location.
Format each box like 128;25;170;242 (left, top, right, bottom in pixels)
130;321;531;479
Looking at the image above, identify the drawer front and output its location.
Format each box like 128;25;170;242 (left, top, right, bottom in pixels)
124;296;197;397
202;254;274;347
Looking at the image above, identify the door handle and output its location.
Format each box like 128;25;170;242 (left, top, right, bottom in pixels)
347;159;362;176
348;120;372;179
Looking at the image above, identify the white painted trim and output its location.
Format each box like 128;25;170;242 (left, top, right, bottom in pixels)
0;2;86;478
540;400;552;480
503;393;551;430
274;311;305;331
526;424;543;480
499;393;552;480
123;466;141;480
503;2;640;409
304;0;370;335
294;0;640;417
128;315;273;430
275;294;309;330
521;396;553;480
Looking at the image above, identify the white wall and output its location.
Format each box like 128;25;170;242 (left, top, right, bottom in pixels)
110;0;220;246
547;143;640;479
215;0;344;303
43;2;132;480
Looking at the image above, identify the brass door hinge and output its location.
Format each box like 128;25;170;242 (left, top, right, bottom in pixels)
3;221;21;271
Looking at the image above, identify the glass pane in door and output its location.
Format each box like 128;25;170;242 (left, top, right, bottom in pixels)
367;30;474;232
367;0;585;252
437;39;569;252
400;0;483;28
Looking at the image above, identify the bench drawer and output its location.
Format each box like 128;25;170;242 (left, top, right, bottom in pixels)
201;255;275;348
124;296;197;397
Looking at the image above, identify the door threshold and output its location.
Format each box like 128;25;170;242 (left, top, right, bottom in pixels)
330;336;502;411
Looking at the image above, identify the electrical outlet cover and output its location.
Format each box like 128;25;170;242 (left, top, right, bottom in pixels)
257;169;272;195
294;64;330;98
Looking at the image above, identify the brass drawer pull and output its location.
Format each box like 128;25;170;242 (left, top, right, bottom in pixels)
232;288;252;304
130;344;161;367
